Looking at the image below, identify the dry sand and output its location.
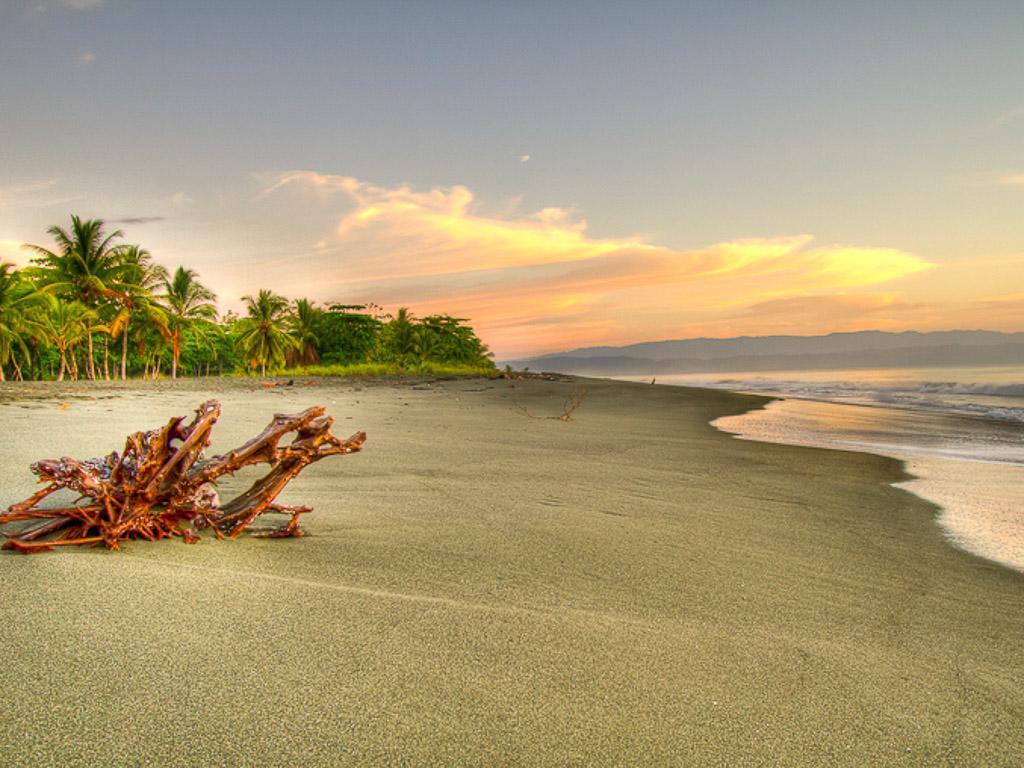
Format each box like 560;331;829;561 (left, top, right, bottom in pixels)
0;376;1021;766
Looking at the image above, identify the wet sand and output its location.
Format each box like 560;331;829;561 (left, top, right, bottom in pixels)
897;458;1024;572
0;377;1022;766
715;398;1024;572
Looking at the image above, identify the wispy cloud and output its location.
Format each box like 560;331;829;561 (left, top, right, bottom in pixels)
0;179;81;210
998;173;1024;187
110;216;166;225
0;240;32;268
31;0;104;11
0;179;58;200
257;172;934;356
991;107;1024;130
78;50;96;65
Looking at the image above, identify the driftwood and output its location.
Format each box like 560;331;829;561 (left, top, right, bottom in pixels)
514;388;587;422
0;400;366;554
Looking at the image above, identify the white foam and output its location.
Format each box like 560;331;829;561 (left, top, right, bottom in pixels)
896;459;1024;572
713;399;1024;573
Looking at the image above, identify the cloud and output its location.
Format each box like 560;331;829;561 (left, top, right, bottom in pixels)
256;172;935;356
992;107;1024;130
998;173;1024;187
519;154;531;163
110;216;166;225
726;293;930;334
30;0;104;11
170;192;194;207
0;240;32;269
78;50;96;65
0;179;58;201
0;179;81;210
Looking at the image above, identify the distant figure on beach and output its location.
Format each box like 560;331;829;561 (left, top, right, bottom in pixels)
651;378;656;385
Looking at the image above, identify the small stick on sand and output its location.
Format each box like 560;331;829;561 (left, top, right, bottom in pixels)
514;388;587;422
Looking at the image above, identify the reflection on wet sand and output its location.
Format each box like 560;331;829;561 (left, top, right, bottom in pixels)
715;399;1024;572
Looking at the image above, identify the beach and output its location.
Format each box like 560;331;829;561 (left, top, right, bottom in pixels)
1;376;1022;766
707;386;1024;573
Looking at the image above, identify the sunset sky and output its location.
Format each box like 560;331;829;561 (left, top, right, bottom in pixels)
1;1;1022;358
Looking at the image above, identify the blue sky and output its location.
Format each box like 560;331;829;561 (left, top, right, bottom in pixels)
1;1;1022;356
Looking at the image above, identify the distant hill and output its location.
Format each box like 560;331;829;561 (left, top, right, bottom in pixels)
503;331;1024;375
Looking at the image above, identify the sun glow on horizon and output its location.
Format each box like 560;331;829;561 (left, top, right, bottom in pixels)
247;171;958;358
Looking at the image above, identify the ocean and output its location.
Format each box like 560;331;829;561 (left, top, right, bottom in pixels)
618;366;1024;572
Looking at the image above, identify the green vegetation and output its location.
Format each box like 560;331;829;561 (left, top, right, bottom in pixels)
285;361;499;378
0;215;495;381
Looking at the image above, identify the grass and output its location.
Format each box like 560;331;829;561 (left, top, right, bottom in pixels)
268;361;499;378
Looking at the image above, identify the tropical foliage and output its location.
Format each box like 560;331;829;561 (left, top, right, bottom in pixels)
0;215;495;380
234;289;296;376
161;266;217;379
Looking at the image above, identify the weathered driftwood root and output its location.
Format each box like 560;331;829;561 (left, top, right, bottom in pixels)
0;401;366;553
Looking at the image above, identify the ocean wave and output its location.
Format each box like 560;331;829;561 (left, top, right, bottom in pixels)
910;382;1024;397
712;378;1024;399
683;376;1024;425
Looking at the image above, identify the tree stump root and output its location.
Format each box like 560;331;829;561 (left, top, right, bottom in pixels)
0;400;365;553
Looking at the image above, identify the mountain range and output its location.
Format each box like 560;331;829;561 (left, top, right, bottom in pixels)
503;330;1024;375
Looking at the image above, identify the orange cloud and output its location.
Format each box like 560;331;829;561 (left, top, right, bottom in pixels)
258;172;937;357
0;240;33;268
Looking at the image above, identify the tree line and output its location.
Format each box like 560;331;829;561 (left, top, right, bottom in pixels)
0;215;495;381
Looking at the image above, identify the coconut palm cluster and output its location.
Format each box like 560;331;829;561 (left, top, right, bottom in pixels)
1;215;495;381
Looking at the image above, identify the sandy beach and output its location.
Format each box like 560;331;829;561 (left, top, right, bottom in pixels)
712;397;1024;573
1;376;1022;766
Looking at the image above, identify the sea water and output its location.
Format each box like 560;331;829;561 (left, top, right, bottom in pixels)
620;367;1024;572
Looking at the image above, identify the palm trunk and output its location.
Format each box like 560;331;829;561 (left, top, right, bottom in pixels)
170;332;181;379
57;351;67;382
11;355;23;381
103;336;110;380
120;328;128;381
86;330;96;380
69;346;79;381
261;361;266;377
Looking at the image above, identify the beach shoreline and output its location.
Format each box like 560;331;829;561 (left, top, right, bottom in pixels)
1;376;1021;765
711;396;1024;573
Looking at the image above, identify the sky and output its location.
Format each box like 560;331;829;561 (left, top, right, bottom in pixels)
1;0;1022;359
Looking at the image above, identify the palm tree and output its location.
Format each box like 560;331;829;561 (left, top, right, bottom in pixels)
289;298;320;366
235;289;297;376
109;246;168;380
23;215;127;380
131;318;169;379
388;307;416;363
0;264;46;381
411;327;438;366
160;266;217;379
39;299;95;381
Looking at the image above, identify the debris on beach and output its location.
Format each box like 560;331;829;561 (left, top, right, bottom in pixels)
0;400;366;553
514;388;587;421
499;370;573;382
